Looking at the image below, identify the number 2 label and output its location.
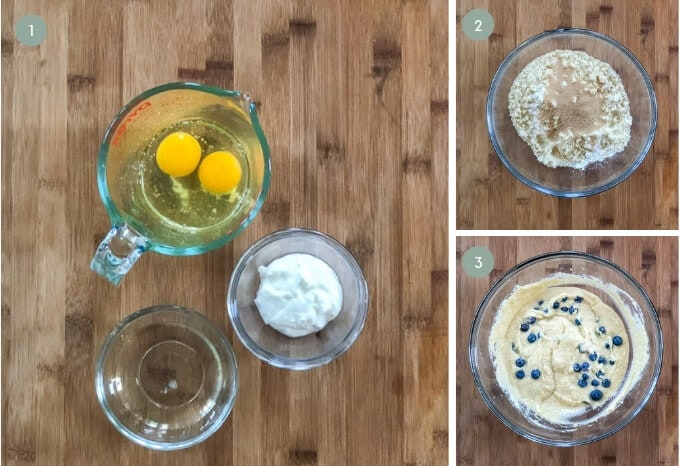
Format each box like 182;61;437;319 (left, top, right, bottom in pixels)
463;9;494;41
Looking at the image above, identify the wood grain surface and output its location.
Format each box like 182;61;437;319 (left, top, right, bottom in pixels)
456;236;678;466
1;1;448;465
456;0;679;230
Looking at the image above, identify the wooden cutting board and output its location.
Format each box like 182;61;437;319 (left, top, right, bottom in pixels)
456;236;677;465
1;0;448;464
456;0;678;230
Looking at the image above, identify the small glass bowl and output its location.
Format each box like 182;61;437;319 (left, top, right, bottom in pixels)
469;252;663;446
487;28;657;197
227;228;369;370
95;305;238;450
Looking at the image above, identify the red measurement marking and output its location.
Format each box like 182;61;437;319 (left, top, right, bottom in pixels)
111;101;152;147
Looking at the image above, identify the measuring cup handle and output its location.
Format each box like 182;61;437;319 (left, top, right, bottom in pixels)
90;224;147;286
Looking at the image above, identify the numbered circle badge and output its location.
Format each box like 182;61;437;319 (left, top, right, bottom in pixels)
462;246;494;278
462;9;494;41
15;15;47;47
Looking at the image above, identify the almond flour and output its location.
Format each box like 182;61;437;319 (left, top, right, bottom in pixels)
508;50;632;169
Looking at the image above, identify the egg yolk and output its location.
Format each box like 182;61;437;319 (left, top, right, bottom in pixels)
198;151;242;194
156;131;202;177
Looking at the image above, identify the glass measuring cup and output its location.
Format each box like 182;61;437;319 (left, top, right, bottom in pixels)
91;82;271;285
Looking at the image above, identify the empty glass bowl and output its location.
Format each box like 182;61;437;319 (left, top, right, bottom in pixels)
469;252;663;446
487;28;657;197
227;228;369;370
95;305;238;450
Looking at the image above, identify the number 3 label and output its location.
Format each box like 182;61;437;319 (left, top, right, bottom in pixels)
462;246;494;278
474;256;483;268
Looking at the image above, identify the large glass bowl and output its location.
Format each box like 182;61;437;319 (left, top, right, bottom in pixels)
487;29;657;197
469;252;663;446
227;228;369;370
95;305;238;450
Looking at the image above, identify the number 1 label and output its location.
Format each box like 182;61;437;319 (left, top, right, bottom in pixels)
15;15;47;47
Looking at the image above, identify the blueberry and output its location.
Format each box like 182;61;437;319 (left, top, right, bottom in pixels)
553;301;559;309
602;379;611;388
538;300;544;305
575;319;581;326
591;379;600;386
581;362;589;371
516;370;525;379
527;333;537;343
527;316;536;324
590;389;603;401
575;296;584;303
544;309;549;313
609;360;615;365
598;326;606;333
562;297;568;302
578;379;588;388
520;323;530;332
612;336;623;346
596;370;604;377
531;369;541;379
568;306;576;314
581;373;589;380
598;356;607;364
589;353;598;361
515;358;526;367
560;306;569;312
573;363;582;372
605;343;611;349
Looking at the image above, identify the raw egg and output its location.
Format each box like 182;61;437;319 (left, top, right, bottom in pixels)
156;131;202;177
198;151;242;194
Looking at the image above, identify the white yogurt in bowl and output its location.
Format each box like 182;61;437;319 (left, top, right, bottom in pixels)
255;253;343;338
227;228;369;370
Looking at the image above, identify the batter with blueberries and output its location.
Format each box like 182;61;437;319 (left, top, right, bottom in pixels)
489;275;650;425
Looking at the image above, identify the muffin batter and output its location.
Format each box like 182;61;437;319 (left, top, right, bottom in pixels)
489;275;649;425
508;50;632;169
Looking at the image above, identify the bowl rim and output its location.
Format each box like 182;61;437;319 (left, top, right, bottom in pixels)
94;304;239;450
227;227;370;370
486;28;658;198
468;250;664;446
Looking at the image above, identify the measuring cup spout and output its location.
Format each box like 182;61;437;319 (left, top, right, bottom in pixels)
239;92;253;113
91;224;147;286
